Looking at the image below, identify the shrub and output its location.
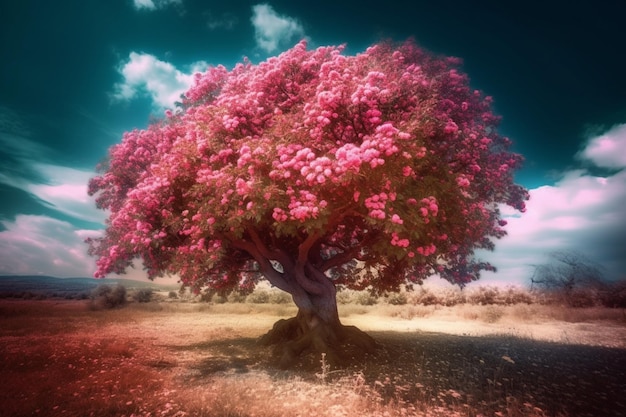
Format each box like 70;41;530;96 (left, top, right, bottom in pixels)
133;288;153;303
247;290;270;304
411;288;440;306
499;286;534;305
168;291;178;299
199;291;214;303
439;288;466;306
213;295;229;304
385;292;408;305
599;280;626;308
567;288;598;308
467;286;500;305
268;291;292;304
355;292;378;306
336;290;355;305
227;292;248;303
89;284;127;310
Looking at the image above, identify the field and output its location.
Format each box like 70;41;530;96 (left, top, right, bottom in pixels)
1;292;625;417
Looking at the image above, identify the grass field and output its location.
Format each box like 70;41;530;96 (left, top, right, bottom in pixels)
1;297;625;417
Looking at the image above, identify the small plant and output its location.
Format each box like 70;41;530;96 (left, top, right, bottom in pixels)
315;352;330;383
168;291;178;299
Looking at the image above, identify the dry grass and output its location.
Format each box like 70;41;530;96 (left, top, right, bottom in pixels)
1;299;625;417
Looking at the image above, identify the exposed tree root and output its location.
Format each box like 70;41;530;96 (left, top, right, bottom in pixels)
259;314;378;369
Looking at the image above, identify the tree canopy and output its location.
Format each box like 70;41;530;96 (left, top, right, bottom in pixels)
88;39;528;298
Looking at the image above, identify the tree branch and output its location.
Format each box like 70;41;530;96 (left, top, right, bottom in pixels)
229;237;292;293
317;244;355;272
247;228;294;271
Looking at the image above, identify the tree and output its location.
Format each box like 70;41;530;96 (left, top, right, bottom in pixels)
87;40;528;366
530;250;605;307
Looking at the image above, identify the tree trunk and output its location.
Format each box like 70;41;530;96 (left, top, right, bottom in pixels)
231;234;378;368
259;280;378;369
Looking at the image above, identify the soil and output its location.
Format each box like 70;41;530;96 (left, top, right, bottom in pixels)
1;300;625;417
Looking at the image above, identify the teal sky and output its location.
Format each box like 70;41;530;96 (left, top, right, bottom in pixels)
1;1;624;283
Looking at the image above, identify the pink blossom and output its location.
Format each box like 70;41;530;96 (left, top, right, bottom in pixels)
390;232;409;247
456;176;471;188
391;214;403;224
444;121;459;134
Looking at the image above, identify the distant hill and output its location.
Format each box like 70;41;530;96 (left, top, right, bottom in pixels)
0;275;179;299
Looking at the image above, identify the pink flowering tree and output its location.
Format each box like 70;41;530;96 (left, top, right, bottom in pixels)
88;40;528;366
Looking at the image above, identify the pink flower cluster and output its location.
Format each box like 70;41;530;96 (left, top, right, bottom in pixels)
416;196;439;223
456;175;471;188
300;156;333;184
185;65;228;103
364;192;396;220
416;244;437;256
390;232;410;247
272;189;328;223
270;145;314;180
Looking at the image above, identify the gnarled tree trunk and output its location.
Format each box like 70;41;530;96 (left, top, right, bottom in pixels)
259;265;378;368
234;232;378;368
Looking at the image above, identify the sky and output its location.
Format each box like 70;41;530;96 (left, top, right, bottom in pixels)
0;0;625;286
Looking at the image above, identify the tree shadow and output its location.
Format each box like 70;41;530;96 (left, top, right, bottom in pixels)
165;331;626;416
365;331;626;417
166;337;265;376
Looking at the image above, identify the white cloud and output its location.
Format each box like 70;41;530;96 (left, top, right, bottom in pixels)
0;215;99;277
477;124;626;286
577;123;626;169
251;4;306;53
132;0;183;11
112;52;208;109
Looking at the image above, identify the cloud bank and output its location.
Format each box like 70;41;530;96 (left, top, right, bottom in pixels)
112;52;207;109
478;124;626;285
251;4;306;53
0;215;98;277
